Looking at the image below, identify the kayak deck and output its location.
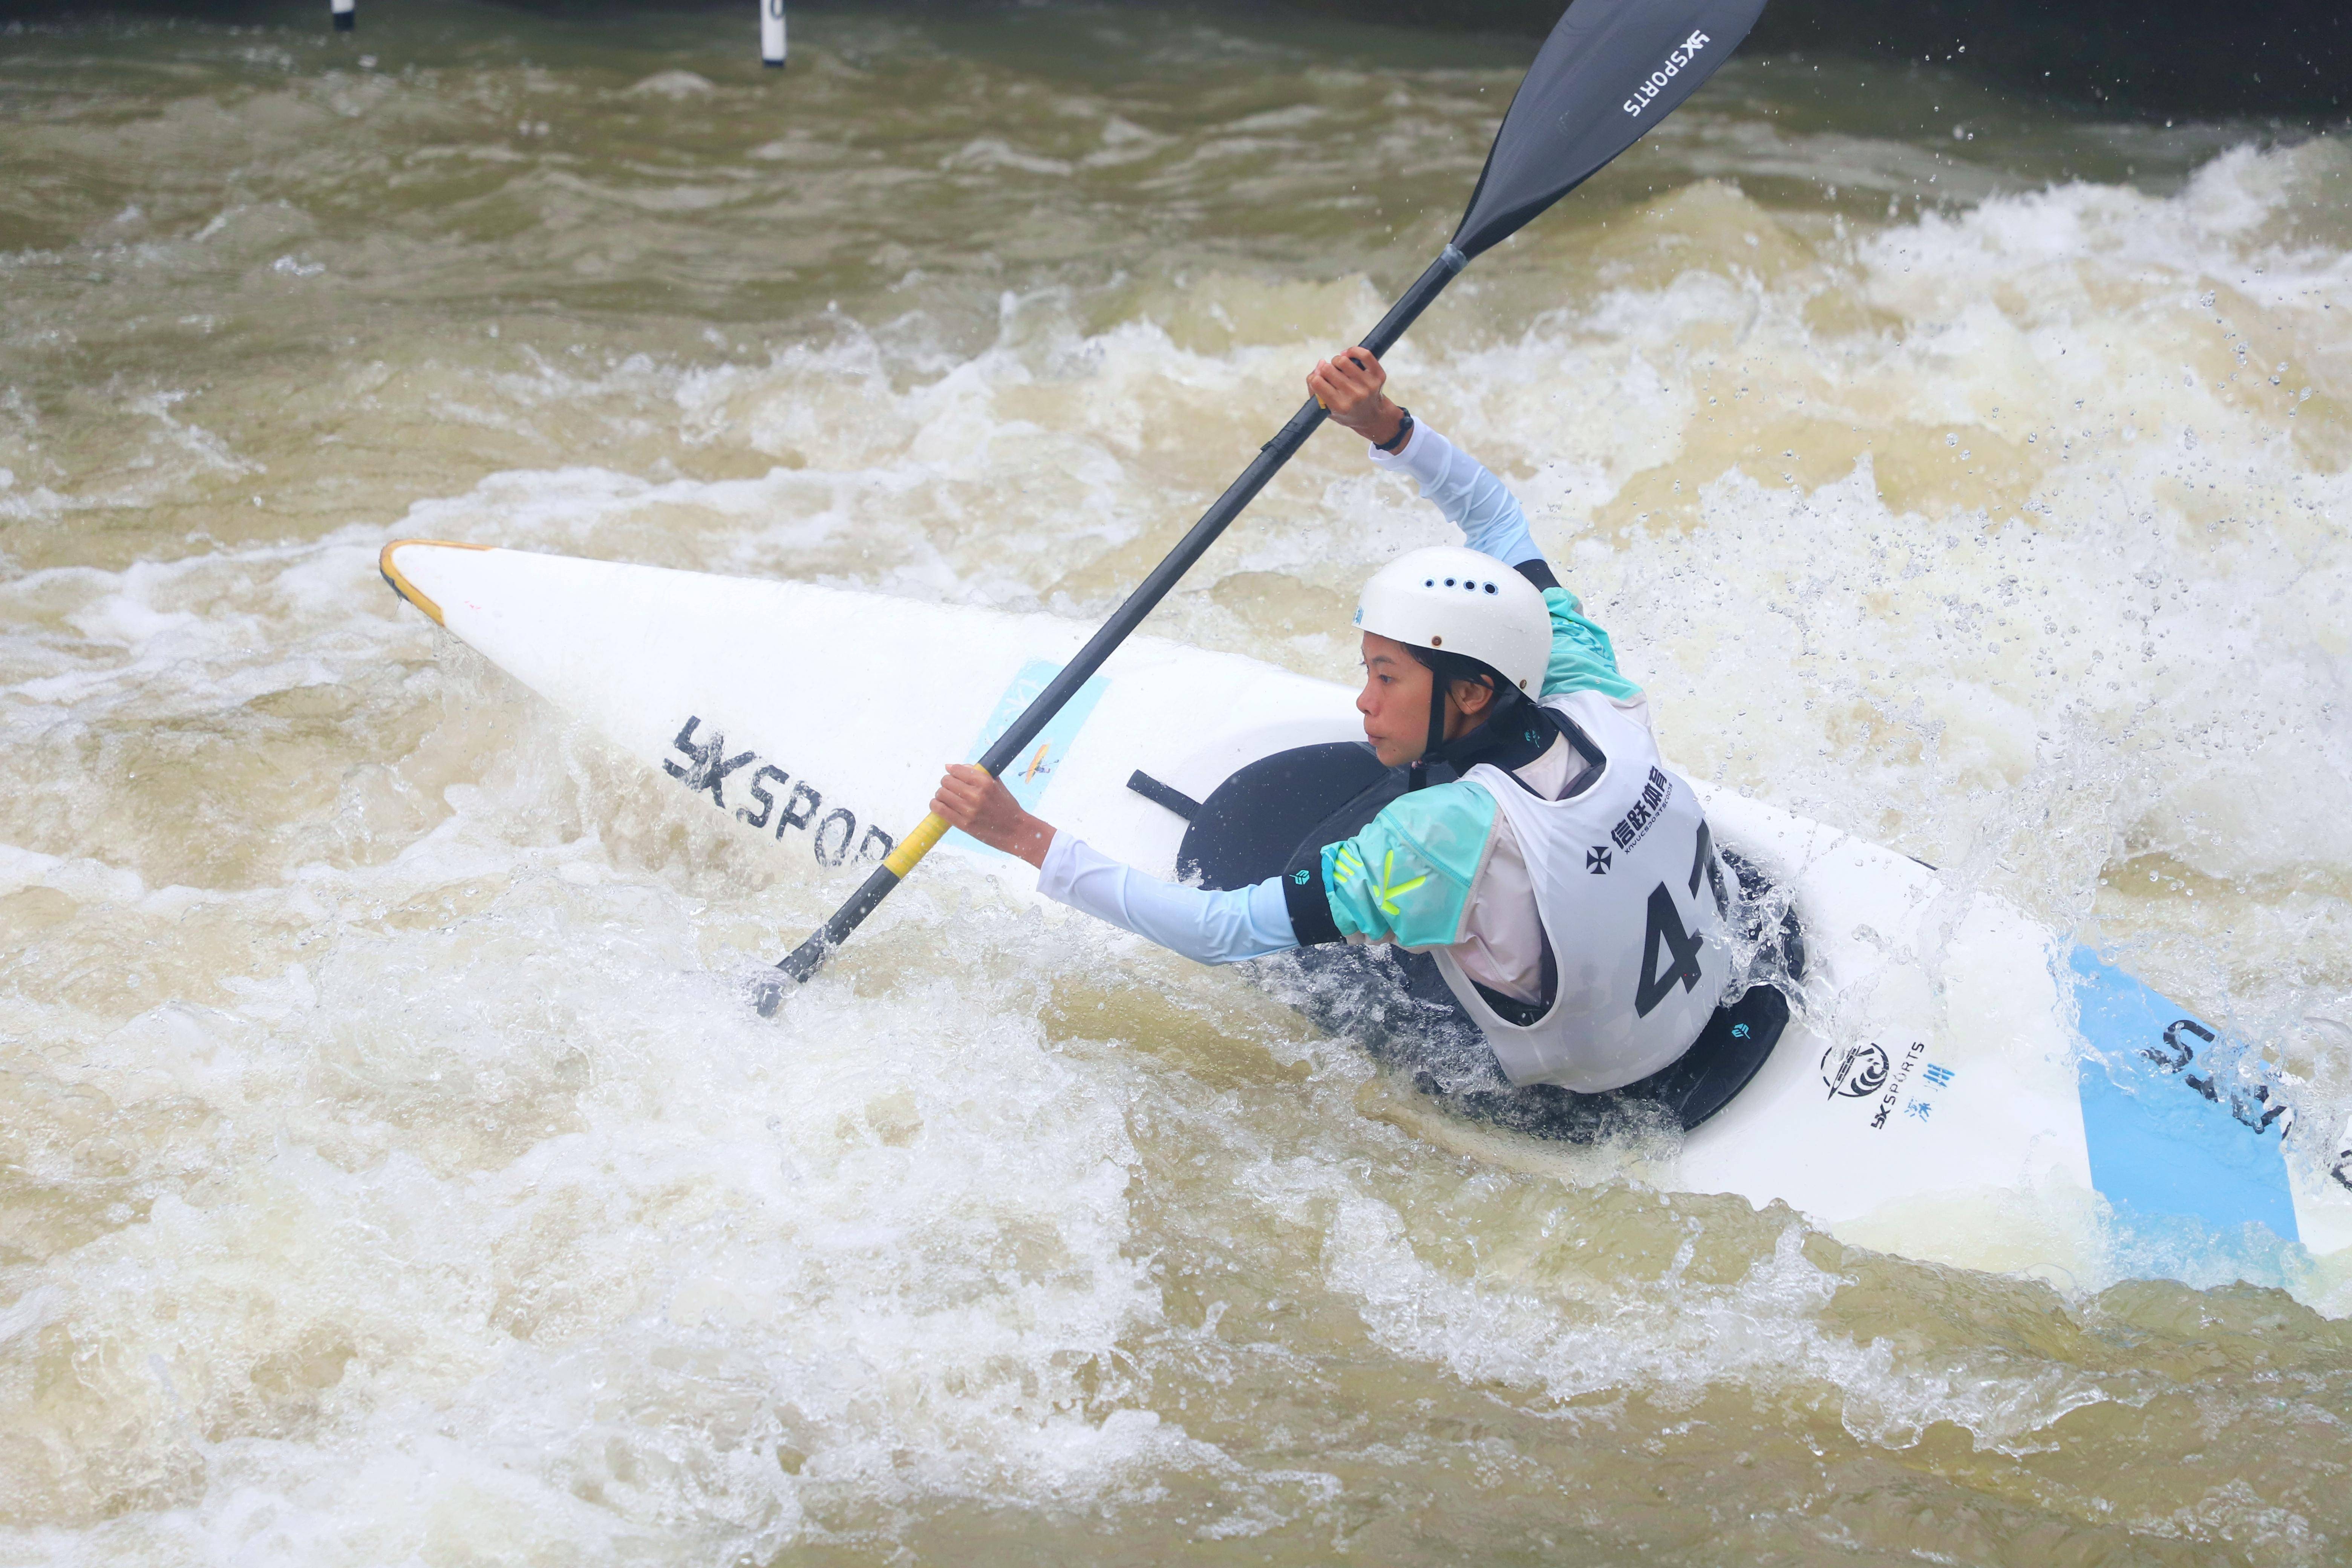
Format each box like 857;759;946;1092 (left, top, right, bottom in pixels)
379;540;2352;1282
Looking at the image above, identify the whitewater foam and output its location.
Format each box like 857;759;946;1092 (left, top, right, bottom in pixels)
5;6;2352;1559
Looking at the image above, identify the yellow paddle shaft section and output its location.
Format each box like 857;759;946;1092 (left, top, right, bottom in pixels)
882;805;960;877
883;757;1001;873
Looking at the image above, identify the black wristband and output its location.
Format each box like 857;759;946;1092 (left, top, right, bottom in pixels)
1375;406;1413;454
1281;859;1343;947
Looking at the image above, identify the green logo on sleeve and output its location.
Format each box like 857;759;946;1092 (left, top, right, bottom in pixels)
1332;844;1429;918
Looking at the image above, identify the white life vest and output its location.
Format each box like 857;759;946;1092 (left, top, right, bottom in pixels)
1432;689;1732;1093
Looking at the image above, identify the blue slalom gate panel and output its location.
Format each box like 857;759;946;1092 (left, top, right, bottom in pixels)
2070;949;2297;1243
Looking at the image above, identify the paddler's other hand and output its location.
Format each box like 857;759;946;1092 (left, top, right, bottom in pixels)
931;763;1057;870
1307;346;1406;449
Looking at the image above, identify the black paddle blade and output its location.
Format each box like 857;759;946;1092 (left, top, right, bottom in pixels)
1452;0;1770;260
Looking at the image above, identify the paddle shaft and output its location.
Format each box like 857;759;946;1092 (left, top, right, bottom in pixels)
751;0;1775;1010
754;244;1467;1007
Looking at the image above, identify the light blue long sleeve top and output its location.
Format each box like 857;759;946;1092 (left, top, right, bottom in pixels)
1034;421;1619;963
1373;420;1544;567
1037;833;1297;963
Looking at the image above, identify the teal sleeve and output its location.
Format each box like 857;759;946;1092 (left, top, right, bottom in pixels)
1540;585;1640;701
1318;780;1498;949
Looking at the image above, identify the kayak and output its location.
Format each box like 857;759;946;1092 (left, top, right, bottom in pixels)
380;538;2352;1286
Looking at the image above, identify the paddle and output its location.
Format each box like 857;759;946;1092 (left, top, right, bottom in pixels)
753;0;1770;1013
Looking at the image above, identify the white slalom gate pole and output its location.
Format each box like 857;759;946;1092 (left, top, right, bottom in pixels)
760;0;786;68
332;0;354;31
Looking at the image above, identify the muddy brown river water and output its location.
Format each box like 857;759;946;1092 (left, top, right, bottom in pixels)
3;2;2350;1562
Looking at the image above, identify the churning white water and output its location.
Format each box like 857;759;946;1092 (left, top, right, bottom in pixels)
2;3;2349;1561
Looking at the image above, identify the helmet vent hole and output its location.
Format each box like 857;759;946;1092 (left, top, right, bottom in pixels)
1484;582;1497;593
1442;577;1456;586
1430;634;1443;647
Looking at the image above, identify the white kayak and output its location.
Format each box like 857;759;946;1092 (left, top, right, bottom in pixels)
381;538;2352;1286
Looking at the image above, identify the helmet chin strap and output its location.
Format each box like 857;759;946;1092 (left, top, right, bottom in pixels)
1409;662;1525;790
1409;673;1449;791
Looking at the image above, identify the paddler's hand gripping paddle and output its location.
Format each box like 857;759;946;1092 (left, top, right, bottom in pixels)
755;0;1770;1013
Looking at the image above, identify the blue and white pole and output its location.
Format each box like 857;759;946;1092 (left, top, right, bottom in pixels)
760;0;786;68
332;0;354;31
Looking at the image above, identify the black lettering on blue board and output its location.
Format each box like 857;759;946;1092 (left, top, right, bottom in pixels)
2234;1085;2293;1137
736;765;788;830
776;781;821;838
857;825;896;864
662;716;753;809
813;808;858;867
2144;1017;2213;1071
2138;1016;2305;1144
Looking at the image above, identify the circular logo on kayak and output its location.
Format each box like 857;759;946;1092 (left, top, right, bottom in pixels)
1821;1043;1890;1099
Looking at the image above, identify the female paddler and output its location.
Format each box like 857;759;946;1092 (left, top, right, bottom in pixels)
932;347;1731;1095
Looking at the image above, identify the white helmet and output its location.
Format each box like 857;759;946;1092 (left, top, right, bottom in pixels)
1354;545;1551;695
